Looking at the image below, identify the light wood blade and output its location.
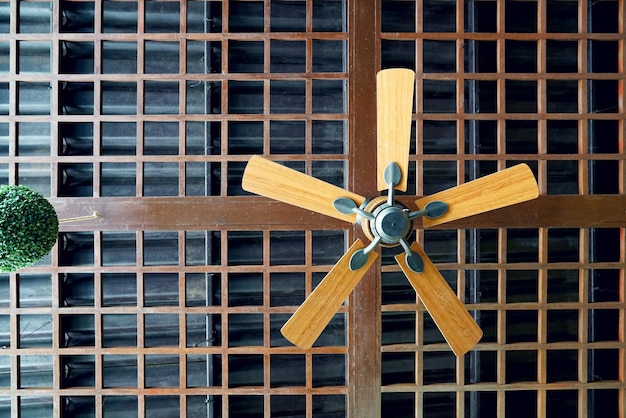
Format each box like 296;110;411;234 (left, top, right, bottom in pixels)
377;68;415;192
396;242;482;356
242;155;366;223
281;239;378;349
416;163;539;228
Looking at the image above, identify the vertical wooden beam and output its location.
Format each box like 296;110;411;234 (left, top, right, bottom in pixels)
348;1;380;418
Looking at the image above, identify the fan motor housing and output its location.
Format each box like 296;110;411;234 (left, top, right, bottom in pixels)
360;196;412;247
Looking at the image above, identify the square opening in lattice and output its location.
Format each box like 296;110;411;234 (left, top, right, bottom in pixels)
465;350;497;383
506;310;538;343
313;40;346;73
228;80;264;114
186;80;222;114
505;80;537;113
464;80;497;113
143;162;179;197
423;40;456;73
313;0;346;32
101;82;137;115
506;270;538;303
103;396;138;418
102;314;137;347
187;354;222;387
228;354;264;387
59;122;93;156
102;273;137;307
229;41;264;73
19;314;53;348
184;232;222;267
227;231;263;266
271;80;306;114
61;355;95;388
103;1;138;33
229;1;264;33
19;41;51;73
16;122;51;156
423;351;455;385
144;1;180;33
186;313;222;347
381;40;415;70
547;349;578;382
423;80;456;113
228;273;263;307
228;313;263;347
228;121;263;155
382;392;415;418
382;312;415;346
271;0;306;32
312;354;345;387
505;1;537;33
271;40;306;73
423;160;457;194
145;354;180;387
547;270;579;303
144;313;179;347
61;273;94;307
61;314;95;347
381;352;415;385
423;120;457;154
18;273;52;307
187;2;222;33
18;82;51;115
19;355;53;388
19;2;52;34
546;40;578;73
464;40;497;72
271;355;306;387
102;41;137;74
144;273;179;307
270;272;305;307
270;120;305;154
506;350;538;383
144;81;179;115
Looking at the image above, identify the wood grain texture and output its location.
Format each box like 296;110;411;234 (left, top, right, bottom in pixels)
377;69;415;192
395;242;483;357
242;155;366;224
416;163;539;227
281;239;379;349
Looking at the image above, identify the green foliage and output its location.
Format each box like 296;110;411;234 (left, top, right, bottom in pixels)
0;185;59;272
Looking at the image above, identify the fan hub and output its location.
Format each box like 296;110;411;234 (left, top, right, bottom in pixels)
358;196;412;247
374;205;411;244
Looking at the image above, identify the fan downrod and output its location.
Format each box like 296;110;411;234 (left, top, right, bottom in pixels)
333;162;448;273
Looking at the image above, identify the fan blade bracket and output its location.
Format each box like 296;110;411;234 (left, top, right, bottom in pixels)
424;201;448;219
384;162;402;189
399;238;424;273
349;249;371;271
333;197;375;221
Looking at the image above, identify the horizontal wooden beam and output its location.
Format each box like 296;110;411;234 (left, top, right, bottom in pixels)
51;195;626;231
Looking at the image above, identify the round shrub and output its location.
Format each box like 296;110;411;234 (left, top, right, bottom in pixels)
0;185;59;272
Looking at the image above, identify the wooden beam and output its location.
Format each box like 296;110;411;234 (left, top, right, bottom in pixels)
51;195;626;231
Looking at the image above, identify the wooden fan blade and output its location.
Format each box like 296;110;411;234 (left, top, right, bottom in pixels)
396;242;482;356
242;155;366;223
377;68;415;192
281;239;378;349
416;163;539;228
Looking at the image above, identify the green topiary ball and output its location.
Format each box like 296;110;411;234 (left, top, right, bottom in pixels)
0;185;59;272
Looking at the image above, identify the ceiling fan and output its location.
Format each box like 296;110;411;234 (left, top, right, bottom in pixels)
241;69;539;356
